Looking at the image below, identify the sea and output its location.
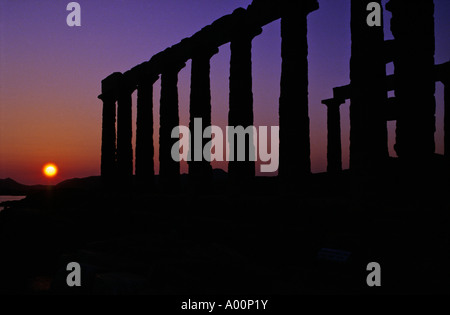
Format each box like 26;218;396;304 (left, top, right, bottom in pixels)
0;196;26;212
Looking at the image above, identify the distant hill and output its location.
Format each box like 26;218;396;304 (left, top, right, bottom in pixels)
55;176;102;191
0;178;49;195
0;170;230;195
0;176;106;196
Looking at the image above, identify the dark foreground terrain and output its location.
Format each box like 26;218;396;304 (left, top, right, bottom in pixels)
0;166;449;295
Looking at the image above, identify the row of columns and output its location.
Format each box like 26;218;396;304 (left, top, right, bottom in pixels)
322;64;450;174
322;0;444;174
101;1;447;183
99;2;319;187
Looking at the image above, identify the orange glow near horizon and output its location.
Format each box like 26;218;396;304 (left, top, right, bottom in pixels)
43;163;58;178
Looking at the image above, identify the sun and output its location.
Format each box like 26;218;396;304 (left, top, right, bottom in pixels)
43;163;58;178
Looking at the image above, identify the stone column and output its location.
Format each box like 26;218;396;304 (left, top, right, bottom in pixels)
279;1;318;181
159;62;185;185
99;73;122;183
387;0;436;165
435;62;450;169
350;0;389;172
135;74;159;189
117;78;135;186
322;98;344;174
99;94;117;181
188;47;218;182
228;27;261;180
445;80;450;163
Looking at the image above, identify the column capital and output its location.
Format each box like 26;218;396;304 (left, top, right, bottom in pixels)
229;8;263;41
98;72;123;101
164;61;186;75
280;0;319;16
232;25;262;41
435;61;450;84
191;46;219;60
188;25;220;60
120;72;138;95
98;92;116;102
159;46;187;74
138;73;160;86
322;98;345;108
333;85;352;101
162;60;186;75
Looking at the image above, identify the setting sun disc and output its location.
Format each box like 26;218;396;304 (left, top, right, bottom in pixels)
43;163;58;178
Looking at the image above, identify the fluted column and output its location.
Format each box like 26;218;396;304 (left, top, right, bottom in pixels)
350;0;389;172
228;27;261;180
322;98;344;174
136;74;159;189
117;78;135;186
159;62;185;185
279;1;318;181
188;47;218;182
387;0;436;165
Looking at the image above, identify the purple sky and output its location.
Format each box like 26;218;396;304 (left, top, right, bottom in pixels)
1;0;449;184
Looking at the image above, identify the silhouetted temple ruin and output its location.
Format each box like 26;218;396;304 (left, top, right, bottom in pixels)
99;0;450;188
99;0;319;187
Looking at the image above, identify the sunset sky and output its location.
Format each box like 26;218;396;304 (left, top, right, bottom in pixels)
1;0;449;185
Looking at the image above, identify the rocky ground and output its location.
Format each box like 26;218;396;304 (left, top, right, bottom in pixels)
0;169;449;295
